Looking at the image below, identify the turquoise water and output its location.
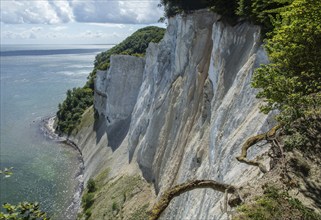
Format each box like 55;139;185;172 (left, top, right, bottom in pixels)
0;45;110;219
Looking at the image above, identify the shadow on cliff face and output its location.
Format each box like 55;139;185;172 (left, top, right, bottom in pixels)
94;114;107;145
106;116;131;151
93;114;131;151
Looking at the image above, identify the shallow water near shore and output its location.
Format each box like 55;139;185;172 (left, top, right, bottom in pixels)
0;44;110;219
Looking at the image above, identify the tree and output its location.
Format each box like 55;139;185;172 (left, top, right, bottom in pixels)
252;0;321;123
87;178;97;193
158;0;238;18
237;0;292;34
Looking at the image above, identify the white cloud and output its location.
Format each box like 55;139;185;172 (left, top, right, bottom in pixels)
80;30;111;39
48;1;74;23
87;23;126;28
118;0;162;23
1;27;42;39
0;0;73;24
50;26;68;31
0;0;163;25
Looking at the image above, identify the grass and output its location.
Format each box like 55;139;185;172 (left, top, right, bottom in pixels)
234;186;321;220
71;106;95;136
128;204;149;220
79;172;151;220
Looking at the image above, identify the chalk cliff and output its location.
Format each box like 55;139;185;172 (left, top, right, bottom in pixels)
76;10;276;219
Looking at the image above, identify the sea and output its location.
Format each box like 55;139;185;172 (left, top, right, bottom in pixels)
0;44;111;219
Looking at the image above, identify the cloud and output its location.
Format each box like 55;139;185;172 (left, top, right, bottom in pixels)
71;0;162;24
80;30;112;39
87;23;126;28
0;1;73;24
0;0;163;25
1;27;43;39
48;1;74;23
50;26;68;31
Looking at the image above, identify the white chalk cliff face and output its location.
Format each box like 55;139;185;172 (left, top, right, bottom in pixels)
93;10;273;219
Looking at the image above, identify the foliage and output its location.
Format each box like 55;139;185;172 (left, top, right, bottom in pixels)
0;167;13;178
127;204;149;220
111;201;119;212
87;178;97;193
158;0;290;27
81;179;98;214
252;0;321;125
207;0;239;20
0;170;49;220
79;174;149;220
56;26;165;135
56;87;93;135
237;0;292;34
157;1;320;133
87;26;165;89
235;186;321;219
159;0;210;18
79;179;99;219
84;209;92;219
0;202;49;220
82;193;95;210
159;0;239;18
283;104;321;157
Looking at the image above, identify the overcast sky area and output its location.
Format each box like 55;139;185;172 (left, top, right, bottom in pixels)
0;0;165;44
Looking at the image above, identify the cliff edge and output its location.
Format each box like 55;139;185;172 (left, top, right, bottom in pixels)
70;9;321;220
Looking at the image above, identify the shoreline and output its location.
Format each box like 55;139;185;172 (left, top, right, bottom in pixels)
41;116;85;219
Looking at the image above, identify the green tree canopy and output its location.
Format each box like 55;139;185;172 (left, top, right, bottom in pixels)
252;0;321;122
159;0;238;18
86;26;165;90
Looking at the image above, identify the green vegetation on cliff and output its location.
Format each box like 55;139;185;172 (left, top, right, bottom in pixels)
252;0;321;121
78;170;152;220
252;0;321;157
159;0;291;30
235;186;321;220
86;26;165;90
161;0;321;146
158;0;321;218
57;87;93;135
56;26;165;135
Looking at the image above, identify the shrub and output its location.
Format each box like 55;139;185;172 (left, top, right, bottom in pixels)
82;193;95;210
235;186;321;219
56;87;93;135
0;202;49;220
87;178;97;193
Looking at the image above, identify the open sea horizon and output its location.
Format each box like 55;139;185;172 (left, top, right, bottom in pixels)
0;44;111;219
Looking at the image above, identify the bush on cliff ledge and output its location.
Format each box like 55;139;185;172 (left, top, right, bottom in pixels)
56;87;93;135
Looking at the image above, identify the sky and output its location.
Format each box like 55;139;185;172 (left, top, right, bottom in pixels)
0;0;165;44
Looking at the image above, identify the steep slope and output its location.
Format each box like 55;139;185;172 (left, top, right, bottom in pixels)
125;10;273;219
84;9;276;219
85;10;272;219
